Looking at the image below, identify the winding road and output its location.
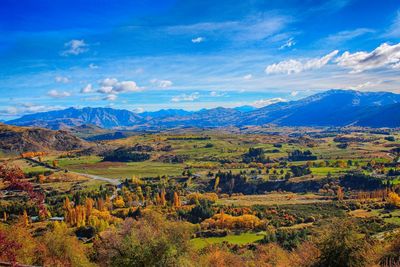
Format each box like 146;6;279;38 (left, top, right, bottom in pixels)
72;172;121;186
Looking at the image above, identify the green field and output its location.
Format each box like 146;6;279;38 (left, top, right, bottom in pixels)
191;232;265;249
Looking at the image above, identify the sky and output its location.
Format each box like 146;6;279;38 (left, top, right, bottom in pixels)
1;0;400;119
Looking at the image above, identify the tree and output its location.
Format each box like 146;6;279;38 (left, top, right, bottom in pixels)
41;222;94;267
214;176;220;191
93;211;193;267
22;210;29;227
113;196;125;208
52;160;58;168
388;192;400;208
316;220;376;267
173;192;181;208
0;224;40;266
336;187;344;201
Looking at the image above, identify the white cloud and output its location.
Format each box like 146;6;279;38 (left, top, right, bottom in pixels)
265;50;339;74
335;42;400;73
251;98;286;108
61;39;88;56
150;79;173;88
385;11;400;38
210;91;225;97
55;76;69;83
348;80;385;90
322;28;374;44
81;84;93;94
171;92;199;102
290;91;299;96
98;78;141;94
0;104;64;117
279;38;295;50
167;15;291;42
47;90;71;98
103;94;117;101
132;107;144;113
89;63;99;69
243;74;253;80
192;37;205;43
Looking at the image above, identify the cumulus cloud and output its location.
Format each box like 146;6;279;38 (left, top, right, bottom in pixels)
279;38;295;50
103;94;117;101
55;76;69;83
251;98;286;108
47;90;71;98
61;39;88;56
265;50;339;74
171;92;199;102
243;74;253;80
335;42;400;73
150;79;173;88
98;78;141;94
81;84;93;94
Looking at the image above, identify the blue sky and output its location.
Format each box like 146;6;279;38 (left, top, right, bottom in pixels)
1;0;400;119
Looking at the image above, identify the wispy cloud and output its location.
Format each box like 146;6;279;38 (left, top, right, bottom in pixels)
47;89;71;98
103;94;117;101
0;104;64;117
321;28;374;45
251;97;286;108
266;50;339;74
191;37;204;43
167;14;291;42
55;76;69;83
210;91;225;97
279;38;295;50
171;92;199;102
385;11;400;38
150;79;173;88
89;63;99;69
335;42;400;73
243;74;253;80
61;39;88;56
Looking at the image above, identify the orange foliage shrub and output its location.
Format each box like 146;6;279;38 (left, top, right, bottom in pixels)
388;192;400;208
201;212;264;230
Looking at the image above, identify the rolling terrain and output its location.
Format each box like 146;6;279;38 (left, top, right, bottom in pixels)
0;123;89;153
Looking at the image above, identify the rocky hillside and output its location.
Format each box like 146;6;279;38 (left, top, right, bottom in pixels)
0;123;90;153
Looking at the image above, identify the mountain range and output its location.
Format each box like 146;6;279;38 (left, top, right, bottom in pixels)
6;89;400;129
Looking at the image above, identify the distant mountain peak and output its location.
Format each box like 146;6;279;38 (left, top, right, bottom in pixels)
5;90;400;129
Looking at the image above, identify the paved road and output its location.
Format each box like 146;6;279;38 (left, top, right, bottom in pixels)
72;172;121;186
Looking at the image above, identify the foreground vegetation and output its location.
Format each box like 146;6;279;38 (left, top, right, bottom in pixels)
1;127;400;266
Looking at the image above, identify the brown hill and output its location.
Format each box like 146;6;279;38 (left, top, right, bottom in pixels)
0;123;90;153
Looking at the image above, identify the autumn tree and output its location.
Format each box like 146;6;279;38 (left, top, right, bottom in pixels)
316;220;376;267
336;186;344;201
173;191;181;208
93;211;194;266
214;176;220;191
41;222;94;267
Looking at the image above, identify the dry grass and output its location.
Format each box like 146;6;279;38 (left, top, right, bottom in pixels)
216;193;332;206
